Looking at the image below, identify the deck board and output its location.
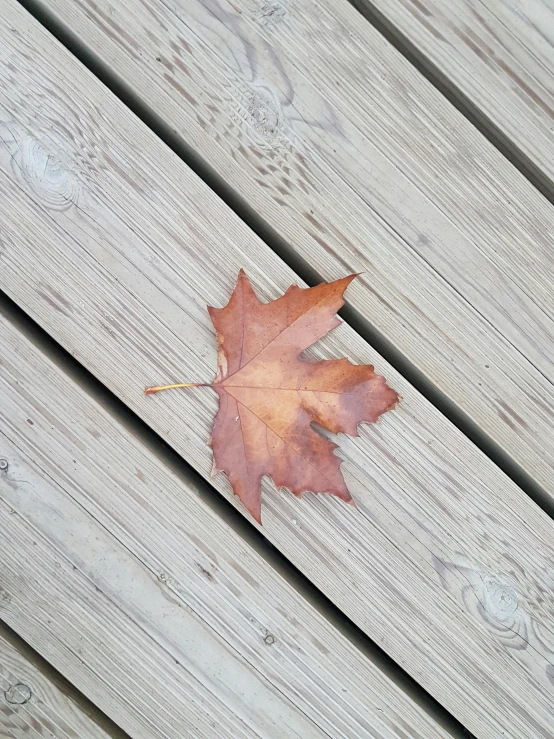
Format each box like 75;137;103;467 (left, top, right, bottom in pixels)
0;312;448;739
1;4;554;737
0;628;117;739
356;0;554;186
36;0;554;500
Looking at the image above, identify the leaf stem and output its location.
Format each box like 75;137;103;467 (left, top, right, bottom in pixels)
144;382;208;395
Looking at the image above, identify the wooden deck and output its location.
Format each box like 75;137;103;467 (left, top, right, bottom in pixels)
1;0;553;736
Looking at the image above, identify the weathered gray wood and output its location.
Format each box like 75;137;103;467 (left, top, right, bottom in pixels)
0;627;117;739
0;317;452;739
357;0;554;185
1;4;554;737
37;0;554;500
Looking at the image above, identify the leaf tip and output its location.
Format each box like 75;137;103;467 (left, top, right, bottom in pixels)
245;501;262;525
237;268;251;287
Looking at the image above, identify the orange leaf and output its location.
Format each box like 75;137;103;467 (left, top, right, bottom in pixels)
147;270;399;523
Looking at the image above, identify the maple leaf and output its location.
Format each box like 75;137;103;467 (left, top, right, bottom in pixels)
146;271;399;523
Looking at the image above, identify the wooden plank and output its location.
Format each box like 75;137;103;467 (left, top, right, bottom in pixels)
0;627;118;739
1;3;554;736
36;0;554;499
356;0;554;186
0;317;451;739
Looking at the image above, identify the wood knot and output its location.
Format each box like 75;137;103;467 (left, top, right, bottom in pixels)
0;120;80;211
0;587;11;605
482;577;519;620
432;555;525;640
5;683;32;705
256;1;287;25
246;87;284;146
20;139;79;211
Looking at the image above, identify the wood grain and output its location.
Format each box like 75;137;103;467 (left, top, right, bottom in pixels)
357;0;554;185
38;0;554;500
0;628;116;739
1;3;554;736
0;312;449;739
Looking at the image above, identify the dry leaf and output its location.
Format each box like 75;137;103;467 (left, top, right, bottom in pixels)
146;270;398;523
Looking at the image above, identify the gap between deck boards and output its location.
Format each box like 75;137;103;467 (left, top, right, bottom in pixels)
15;0;554;526
347;0;554;205
0;621;130;739
0;285;472;738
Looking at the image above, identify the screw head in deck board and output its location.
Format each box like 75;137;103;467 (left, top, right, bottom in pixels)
0;459;8;471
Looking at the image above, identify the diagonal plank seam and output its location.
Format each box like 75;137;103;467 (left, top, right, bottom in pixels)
13;0;554;523
0;292;471;738
347;0;554;204
3;4;553;732
0;621;131;738
0;435;332;738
